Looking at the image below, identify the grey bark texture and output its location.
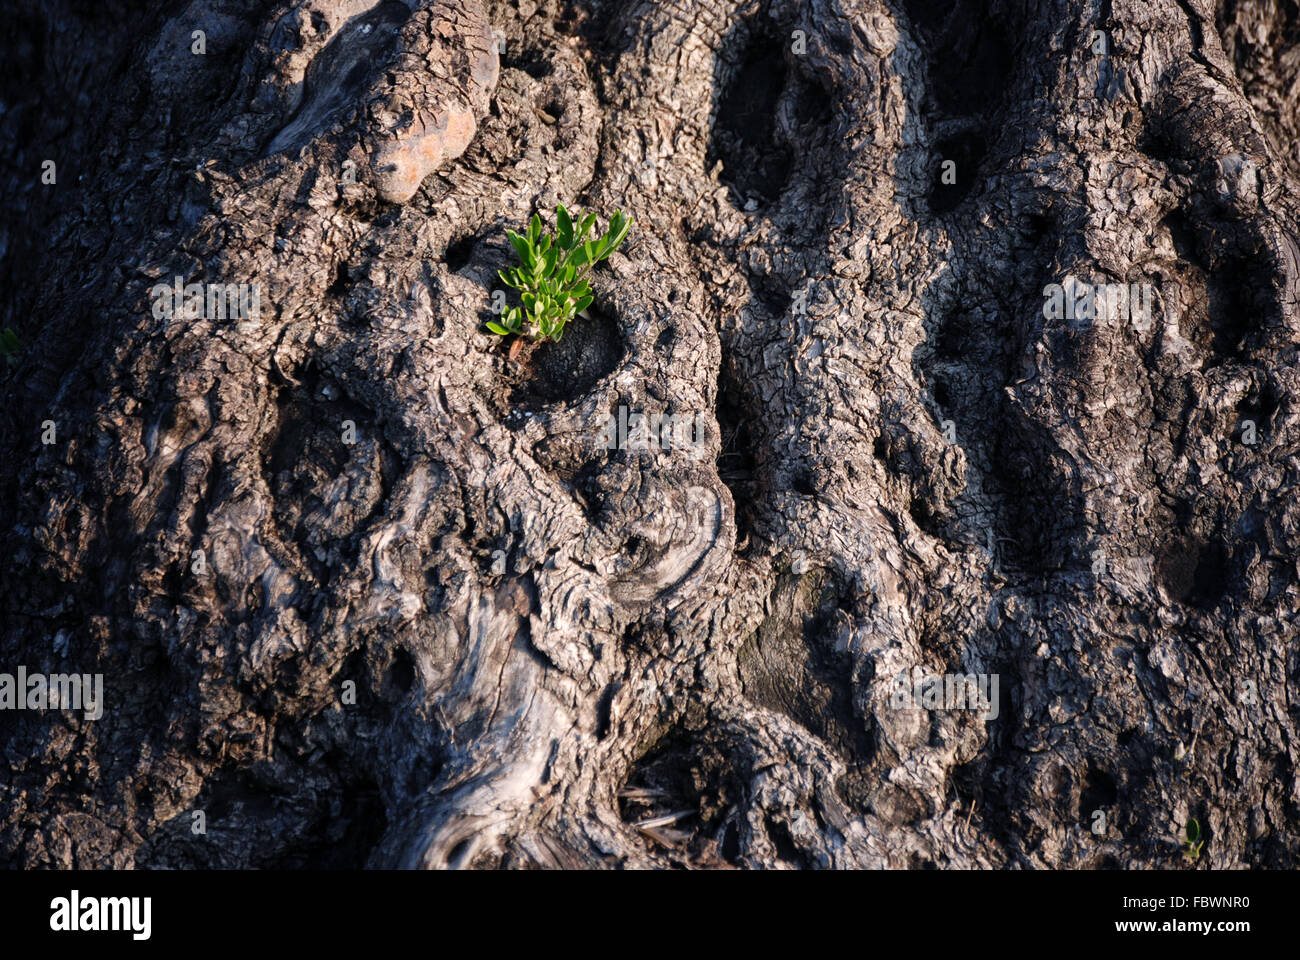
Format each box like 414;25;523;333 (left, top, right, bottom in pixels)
1;0;1298;868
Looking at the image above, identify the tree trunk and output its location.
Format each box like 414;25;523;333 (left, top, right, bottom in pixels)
2;0;1298;869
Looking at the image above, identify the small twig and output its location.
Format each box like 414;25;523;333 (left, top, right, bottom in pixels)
635;809;695;830
638;824;690;848
617;786;666;801
1184;715;1205;763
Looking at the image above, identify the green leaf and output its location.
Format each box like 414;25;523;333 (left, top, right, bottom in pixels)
507;231;533;268
485;321;510;336
557;204;573;248
488;207;633;344
606;210;633;252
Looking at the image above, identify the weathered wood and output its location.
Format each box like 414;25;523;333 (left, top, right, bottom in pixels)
1;0;1297;868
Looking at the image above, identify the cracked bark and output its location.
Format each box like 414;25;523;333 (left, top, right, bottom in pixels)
1;0;1298;869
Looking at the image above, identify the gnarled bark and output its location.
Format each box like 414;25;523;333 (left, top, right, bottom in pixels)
1;0;1298;869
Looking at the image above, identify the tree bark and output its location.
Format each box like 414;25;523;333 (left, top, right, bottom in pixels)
2;0;1298;868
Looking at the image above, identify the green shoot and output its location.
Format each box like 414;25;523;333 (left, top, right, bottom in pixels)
0;328;18;367
1183;818;1204;861
488;205;633;343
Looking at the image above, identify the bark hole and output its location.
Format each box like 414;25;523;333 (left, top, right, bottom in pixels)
1207;251;1273;361
384;648;416;700
899;0;1016;116
930;131;987;214
1235;385;1279;439
443;232;479;272
327;261;351;299
1080;765;1118;818
1139;118;1184;169
595;682;617;740
765;816;810;866
301;768;388;869
988;426;1085;573
620;728;749;858
505;48;555;80
716;351;762;550
505;303;624;407
1156;534;1231;609
707;22;793;209
1164;209;1206;269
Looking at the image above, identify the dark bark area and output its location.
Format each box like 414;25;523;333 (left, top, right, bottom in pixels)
1;0;1298;868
